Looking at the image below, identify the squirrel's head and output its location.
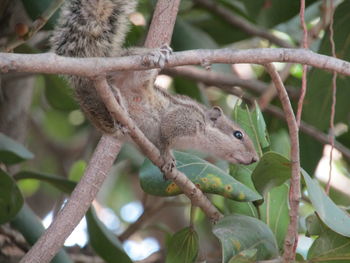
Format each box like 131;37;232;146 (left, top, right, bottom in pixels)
203;106;259;165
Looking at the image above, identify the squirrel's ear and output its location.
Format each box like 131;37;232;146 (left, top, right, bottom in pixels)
207;106;223;122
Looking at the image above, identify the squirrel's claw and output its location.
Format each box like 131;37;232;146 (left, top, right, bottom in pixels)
161;155;176;179
149;44;173;68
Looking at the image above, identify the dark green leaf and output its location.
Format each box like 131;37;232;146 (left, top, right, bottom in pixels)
44;75;78;111
172;18;217;51
14;171;76;194
165;227;199;263
270;130;290;158
260;184;290;250
307;214;350;262
252;102;269;149
0;133;34;164
251;152;291;196
86;208;132;263
11;204;73;263
0;169;24;224
302;169;350;237
140;151;261;202
239;0;318;28
213;214;279;262
225;199;258;218
173;77;204;104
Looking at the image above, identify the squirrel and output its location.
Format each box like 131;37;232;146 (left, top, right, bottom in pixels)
50;0;259;171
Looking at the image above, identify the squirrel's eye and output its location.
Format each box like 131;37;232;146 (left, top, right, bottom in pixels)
233;130;243;140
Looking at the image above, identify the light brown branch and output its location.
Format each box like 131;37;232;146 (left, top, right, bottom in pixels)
264;64;300;262
194;0;293;48
20;135;122;263
258;63;293;109
94;77;222;222
1;48;350;76
326;0;337;195
296;0;309;126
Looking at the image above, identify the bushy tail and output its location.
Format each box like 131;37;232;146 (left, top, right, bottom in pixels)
51;0;137;133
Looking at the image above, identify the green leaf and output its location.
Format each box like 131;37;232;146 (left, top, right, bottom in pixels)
251;152;291;196
225;199;258;218
260;184;290;250
302;169;350;237
172;18;217;51
44;75;78;111
270;130;291;158
239;0;318;28
173;77;205;104
14;171;76;194
0;133;34;164
139;151;261;202
86;208;132;263
307;214;350;262
233;104;262;157
230;163;257;192
252;102;269;149
305;213;325;237
213;214;279;262
11;204;73;263
228;248;257;263
165;227;199;263
0;169;24;224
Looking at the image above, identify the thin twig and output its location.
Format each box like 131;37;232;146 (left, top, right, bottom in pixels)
20;136;122;263
1;0;64;52
263;64;300;263
1;48;350;76
326;0;337;195
296;0;309;126
258;64;293;109
94;77;222;222
194;0;293;48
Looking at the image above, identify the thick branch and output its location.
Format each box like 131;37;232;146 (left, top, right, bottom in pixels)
264;64;300;262
1;48;349;76
194;0;293;48
20;136;122;263
94;77;222;222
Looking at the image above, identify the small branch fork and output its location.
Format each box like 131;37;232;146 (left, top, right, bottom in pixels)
264;64;300;262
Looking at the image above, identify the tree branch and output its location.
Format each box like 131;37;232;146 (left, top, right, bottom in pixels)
263;64;300;262
19;135;122;263
1;48;349;76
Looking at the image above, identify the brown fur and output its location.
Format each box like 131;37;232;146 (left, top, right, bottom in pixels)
51;0;258;166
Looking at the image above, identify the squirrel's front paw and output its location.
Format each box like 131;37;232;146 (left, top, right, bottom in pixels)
161;156;176;179
149;44;173;68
